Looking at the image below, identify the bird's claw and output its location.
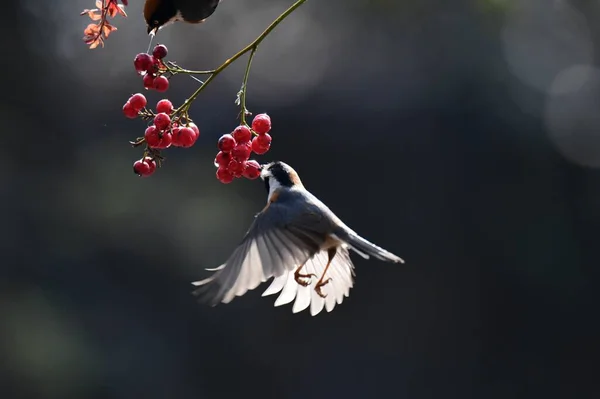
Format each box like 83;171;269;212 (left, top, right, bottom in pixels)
294;272;317;287
315;278;332;298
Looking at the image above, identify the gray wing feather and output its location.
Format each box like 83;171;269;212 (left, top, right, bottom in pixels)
192;191;329;306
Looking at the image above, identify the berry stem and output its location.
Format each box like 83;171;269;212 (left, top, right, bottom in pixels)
165;61;215;75
239;46;257;125
173;0;307;116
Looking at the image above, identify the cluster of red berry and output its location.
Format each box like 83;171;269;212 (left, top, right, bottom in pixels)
214;114;272;184
122;42;276;181
123;92;200;177
133;44;170;92
121;45;203;177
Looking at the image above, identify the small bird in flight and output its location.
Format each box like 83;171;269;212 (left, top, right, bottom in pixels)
192;161;405;316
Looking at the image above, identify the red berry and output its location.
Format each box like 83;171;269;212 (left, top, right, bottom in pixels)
144;125;160;145
231;142;252;161
133;157;156;177
173;127;197;148
216;167;234;184
146;56;160;75
256;133;272;146
152;44;168;60
128;93;147;111
218;134;236;152
153;113;171;130
243;160;261;180
156;99;173;114
143;74;155;89
133;159;150;175
251;133;271;154
251;113;271;134
144;157;157;174
156;132;172;149
134;53;153;73
228;159;246;177
123;102;138;119
232;125;252;143
170;125;181;146
153;76;169;92
214;151;232;167
188;123;200;139
144;125;172;149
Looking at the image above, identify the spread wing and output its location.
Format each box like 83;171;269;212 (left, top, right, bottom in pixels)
262;245;356;316
191;190;331;306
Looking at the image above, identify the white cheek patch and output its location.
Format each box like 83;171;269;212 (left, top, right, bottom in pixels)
259;167;286;202
267;177;283;201
259;165;273;180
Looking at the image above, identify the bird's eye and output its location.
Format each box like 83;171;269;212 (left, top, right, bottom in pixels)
264;177;270;193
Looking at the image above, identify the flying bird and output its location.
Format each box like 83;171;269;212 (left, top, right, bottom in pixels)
192;161;405;315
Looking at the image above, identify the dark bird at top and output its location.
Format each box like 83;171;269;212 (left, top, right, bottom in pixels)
144;0;221;34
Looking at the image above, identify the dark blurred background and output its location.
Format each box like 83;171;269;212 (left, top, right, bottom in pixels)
2;0;600;398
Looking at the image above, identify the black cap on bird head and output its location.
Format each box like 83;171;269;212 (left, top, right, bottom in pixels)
260;161;303;189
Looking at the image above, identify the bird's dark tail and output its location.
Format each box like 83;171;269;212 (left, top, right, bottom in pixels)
335;229;405;264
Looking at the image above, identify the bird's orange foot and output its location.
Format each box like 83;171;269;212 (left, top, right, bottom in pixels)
315;278;332;298
294;271;317;287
